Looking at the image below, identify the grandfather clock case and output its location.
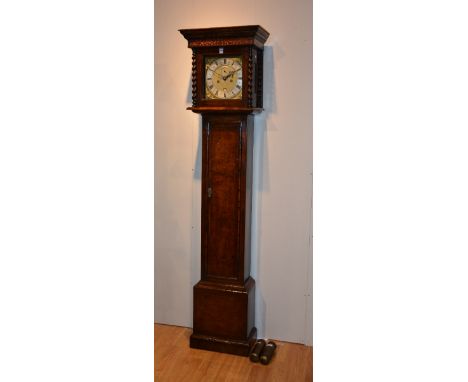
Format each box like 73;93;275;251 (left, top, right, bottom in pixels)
180;26;269;356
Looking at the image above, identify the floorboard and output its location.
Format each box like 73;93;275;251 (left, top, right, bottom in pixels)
155;323;312;381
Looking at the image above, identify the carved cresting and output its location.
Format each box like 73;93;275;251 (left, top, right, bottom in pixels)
188;38;255;47
192;51;198;106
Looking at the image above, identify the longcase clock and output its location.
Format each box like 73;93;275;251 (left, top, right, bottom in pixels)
179;25;269;356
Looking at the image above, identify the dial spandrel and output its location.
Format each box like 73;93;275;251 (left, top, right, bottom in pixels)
205;56;242;100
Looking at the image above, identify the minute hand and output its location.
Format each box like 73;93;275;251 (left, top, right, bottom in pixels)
222;68;241;81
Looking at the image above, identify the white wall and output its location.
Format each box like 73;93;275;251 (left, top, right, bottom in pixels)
155;0;312;344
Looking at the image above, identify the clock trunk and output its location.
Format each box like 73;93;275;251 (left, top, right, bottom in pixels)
191;113;256;355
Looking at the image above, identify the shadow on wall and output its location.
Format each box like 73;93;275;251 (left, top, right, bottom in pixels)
252;44;276;338
263;46;277;117
186;71;192;105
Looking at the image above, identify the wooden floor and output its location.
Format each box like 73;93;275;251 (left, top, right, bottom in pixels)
155;324;312;381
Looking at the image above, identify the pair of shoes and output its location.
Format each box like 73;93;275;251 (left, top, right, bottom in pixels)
249;339;277;365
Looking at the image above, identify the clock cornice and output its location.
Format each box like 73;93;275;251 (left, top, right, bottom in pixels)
179;25;269;49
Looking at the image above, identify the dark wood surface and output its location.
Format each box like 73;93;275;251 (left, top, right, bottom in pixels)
204;120;240;280
191;113;256;355
187;107;263;114
191;277;256;356
180;25;269;357
201;114;254;283
179;25;269;49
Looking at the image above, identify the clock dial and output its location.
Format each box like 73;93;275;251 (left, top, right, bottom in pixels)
205;57;242;100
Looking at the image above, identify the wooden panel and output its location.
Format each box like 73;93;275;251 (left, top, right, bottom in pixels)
205;119;242;280
192;279;255;343
194;284;247;339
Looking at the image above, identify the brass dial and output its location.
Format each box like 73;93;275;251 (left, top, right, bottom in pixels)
205;57;242;100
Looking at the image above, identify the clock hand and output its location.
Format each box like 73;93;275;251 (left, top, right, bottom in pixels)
213;67;231;81
214;71;228;81
222;68;241;81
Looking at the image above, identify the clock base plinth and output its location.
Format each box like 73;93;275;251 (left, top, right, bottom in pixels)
190;327;257;357
190;278;256;356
